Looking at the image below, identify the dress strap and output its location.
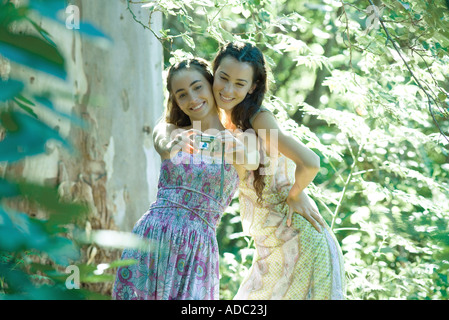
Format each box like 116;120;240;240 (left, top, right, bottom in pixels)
198;138;225;198
220;142;224;198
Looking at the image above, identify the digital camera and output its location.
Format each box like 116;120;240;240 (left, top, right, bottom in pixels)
194;134;221;152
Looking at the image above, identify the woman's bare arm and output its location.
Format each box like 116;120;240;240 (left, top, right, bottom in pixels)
153;121;177;159
252;111;325;231
252;111;320;192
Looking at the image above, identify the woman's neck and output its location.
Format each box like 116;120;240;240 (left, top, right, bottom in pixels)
189;114;225;132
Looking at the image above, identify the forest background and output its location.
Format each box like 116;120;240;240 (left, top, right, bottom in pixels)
1;0;448;300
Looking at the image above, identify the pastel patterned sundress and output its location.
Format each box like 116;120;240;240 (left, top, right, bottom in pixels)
234;109;346;300
112;151;239;300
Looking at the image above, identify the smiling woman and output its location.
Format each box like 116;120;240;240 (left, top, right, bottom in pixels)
112;58;240;300
213;56;256;113
211;41;345;300
170;69;216;123
164;59;215;128
135;0;449;301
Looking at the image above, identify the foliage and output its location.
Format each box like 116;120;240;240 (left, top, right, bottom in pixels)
2;0;448;300
0;0;130;299
134;0;449;299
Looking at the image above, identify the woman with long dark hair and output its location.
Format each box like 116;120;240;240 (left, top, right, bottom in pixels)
212;41;346;299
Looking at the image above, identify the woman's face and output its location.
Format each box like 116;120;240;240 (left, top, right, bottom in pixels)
171;69;216;122
213;56;255;113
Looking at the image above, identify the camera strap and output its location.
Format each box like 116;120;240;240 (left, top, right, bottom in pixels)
220;142;224;198
198;134;224;198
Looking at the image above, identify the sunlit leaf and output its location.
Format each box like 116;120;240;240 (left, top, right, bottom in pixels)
181;33;195;49
77;229;155;251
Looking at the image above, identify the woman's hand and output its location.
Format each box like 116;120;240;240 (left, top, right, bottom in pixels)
286;188;326;233
216;130;259;170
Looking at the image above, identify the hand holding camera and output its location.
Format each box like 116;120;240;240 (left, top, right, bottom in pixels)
169;129;251;165
194;133;221;153
168;128;202;156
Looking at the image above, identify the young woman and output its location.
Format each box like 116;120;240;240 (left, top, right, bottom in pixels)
112;58;257;300
212;41;346;299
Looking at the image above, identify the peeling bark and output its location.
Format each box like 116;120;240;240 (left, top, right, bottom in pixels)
4;0;164;297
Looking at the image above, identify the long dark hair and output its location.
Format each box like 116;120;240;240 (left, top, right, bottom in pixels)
165;58;214;127
212;41;269;203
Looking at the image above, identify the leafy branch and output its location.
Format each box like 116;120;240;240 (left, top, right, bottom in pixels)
365;0;449;144
331;140;364;230
126;0;162;41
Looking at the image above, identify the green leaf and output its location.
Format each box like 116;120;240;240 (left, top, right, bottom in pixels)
0;111;72;162
12;97;38;119
27;0;66;21
43;236;80;266
17;182;88;228
0;179;19;197
0;207;79;265
0;2;28;26
77;22;112;41
206;25;225;44
0;78;24;102
108;259;138;269
438;92;447;101
0;28;66;79
181;33;195;49
26;17;57;47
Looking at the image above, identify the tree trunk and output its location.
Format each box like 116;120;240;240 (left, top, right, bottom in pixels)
3;0;164;296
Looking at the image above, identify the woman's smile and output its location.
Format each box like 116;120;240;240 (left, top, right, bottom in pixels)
218;93;235;103
190;101;206;111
